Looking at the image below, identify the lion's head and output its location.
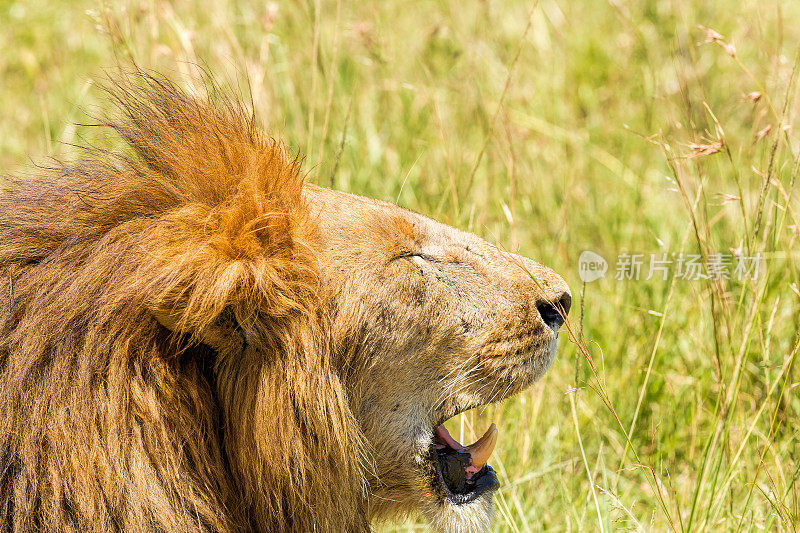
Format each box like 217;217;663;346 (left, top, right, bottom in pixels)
307;184;571;531
0;75;569;533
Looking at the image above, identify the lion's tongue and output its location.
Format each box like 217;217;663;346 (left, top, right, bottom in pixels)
435;423;498;475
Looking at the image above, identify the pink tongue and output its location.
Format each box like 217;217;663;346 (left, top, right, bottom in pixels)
435;425;465;450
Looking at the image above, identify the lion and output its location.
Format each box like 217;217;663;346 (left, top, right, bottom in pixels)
0;74;571;533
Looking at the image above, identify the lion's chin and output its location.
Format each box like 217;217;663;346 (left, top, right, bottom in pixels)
421;488;495;533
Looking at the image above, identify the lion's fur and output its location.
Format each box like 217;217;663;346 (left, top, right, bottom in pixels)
0;76;368;531
0;72;572;533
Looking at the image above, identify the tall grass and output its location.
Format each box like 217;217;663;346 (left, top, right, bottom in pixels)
2;0;799;530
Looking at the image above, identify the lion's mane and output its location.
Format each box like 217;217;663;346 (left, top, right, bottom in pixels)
0;76;368;531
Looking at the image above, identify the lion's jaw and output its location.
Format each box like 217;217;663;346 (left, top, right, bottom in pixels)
307;185;570;533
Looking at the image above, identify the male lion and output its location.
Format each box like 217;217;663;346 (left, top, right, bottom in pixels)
0;75;570;533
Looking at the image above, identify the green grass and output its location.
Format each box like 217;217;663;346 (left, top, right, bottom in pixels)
2;0;800;530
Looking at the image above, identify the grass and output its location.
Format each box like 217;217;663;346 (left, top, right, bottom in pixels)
2;0;800;530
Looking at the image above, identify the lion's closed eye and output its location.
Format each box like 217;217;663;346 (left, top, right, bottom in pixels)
391;251;440;265
411;253;443;264
401;252;450;274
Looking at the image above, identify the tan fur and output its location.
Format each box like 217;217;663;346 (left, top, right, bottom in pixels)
0;74;569;532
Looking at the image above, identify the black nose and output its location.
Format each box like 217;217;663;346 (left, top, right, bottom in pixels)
537;292;571;329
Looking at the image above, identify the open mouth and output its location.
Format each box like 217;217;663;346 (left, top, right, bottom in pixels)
431;421;500;504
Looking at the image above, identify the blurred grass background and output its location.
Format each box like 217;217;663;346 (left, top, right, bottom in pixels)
2;0;800;531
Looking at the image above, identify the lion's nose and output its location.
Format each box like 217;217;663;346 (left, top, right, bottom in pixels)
536;291;571;330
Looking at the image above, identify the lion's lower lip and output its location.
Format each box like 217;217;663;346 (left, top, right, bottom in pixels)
431;422;500;502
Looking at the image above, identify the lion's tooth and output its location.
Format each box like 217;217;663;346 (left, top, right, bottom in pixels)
465;423;498;469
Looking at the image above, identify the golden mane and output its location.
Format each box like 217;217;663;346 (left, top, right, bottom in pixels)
0;74;367;531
